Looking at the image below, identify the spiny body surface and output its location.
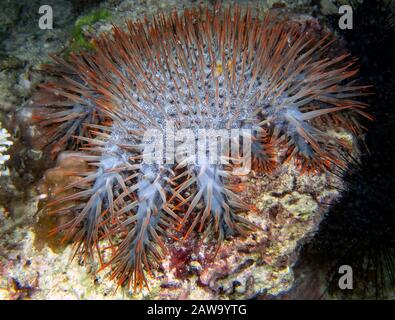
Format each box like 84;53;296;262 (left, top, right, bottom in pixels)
30;5;370;291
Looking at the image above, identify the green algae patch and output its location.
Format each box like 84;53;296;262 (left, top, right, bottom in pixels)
67;8;111;55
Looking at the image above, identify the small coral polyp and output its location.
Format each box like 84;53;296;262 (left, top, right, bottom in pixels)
31;5;369;291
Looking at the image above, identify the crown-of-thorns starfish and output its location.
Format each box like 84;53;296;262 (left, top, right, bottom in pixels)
30;4;371;291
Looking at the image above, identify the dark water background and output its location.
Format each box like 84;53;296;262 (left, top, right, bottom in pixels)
282;0;395;300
